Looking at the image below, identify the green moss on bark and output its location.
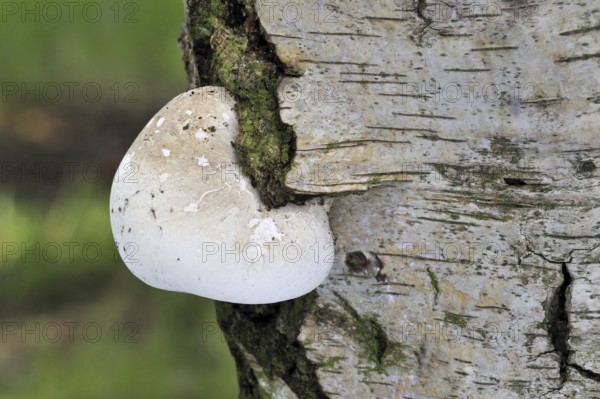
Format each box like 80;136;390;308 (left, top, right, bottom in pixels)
329;291;406;374
183;2;325;396
186;0;299;208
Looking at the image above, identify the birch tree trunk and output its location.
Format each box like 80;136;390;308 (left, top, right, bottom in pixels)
181;0;600;397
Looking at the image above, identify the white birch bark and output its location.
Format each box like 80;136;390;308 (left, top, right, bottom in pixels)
258;0;600;397
185;0;600;397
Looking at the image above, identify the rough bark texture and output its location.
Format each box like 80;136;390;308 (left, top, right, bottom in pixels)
182;0;600;397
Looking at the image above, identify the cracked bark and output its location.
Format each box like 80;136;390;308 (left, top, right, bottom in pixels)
181;0;600;397
543;260;600;395
546;263;571;387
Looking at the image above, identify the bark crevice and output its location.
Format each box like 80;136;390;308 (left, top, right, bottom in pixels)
215;294;328;399
545;262;572;387
415;0;433;45
569;363;600;382
181;0;307;208
525;237;600;389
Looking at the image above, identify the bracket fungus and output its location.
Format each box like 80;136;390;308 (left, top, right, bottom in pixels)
110;87;334;304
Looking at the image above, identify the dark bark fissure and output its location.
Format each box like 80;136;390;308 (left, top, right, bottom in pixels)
529;246;600;387
215;295;328;399
416;0;431;26
503;178;528;186
546;262;572;386
569;363;600;382
415;0;433;45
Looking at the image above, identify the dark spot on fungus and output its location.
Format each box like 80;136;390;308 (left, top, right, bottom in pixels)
208;126;216;132
182;122;190;130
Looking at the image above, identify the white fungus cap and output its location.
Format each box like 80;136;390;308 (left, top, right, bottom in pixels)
110;87;334;304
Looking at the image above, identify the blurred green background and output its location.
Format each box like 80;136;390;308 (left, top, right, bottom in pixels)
0;0;237;397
